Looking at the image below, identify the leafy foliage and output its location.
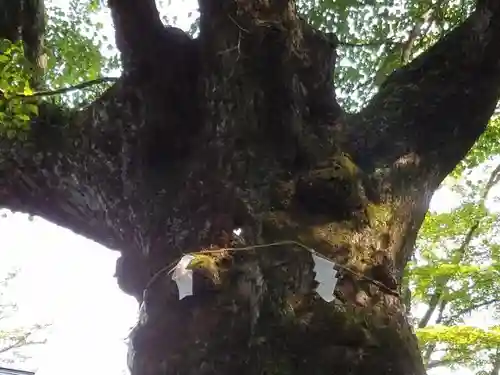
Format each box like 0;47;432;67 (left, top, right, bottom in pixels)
0;0;118;138
44;0;119;107
454;117;500;177
298;0;476;111
0;39;39;138
408;161;500;374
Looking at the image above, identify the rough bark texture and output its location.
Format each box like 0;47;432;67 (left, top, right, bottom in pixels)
2;0;500;374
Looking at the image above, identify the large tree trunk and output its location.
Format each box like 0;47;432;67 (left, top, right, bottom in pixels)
3;0;500;374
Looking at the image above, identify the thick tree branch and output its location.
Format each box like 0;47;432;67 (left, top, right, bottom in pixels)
422;298;447;365
0;100;120;250
107;0;195;74
105;0;201;173
1;30;200;296
442;298;500;325
21;0;46;89
0;1;22;44
426;358;454;369
197;0;343;171
107;0;163;58
350;3;500;190
1;77;191;302
0;0;202;298
341;4;500;274
0;2;123;250
0;75;187;252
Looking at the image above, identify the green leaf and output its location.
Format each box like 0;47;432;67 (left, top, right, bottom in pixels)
25;104;38;116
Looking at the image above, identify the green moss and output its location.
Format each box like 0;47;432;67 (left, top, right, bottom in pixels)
336;152;360;176
311;152;359;181
187;253;221;284
366;202;393;229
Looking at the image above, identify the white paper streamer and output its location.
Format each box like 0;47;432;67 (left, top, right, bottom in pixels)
312;254;339;302
171;252;339;302
171;254;195;300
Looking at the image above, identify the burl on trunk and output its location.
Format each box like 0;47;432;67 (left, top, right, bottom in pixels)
3;0;500;374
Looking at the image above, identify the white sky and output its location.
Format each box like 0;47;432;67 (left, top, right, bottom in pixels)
0;1;497;375
0;212;137;374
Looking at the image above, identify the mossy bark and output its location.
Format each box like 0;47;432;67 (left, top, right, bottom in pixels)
3;1;500;374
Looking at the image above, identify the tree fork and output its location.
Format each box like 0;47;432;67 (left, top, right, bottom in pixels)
113;1;423;374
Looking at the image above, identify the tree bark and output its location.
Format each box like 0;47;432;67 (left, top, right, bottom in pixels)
0;0;46;89
2;0;500;374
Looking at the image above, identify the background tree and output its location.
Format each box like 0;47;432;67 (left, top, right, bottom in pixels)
0;270;49;367
2;0;500;375
407;124;500;374
0;0;112;369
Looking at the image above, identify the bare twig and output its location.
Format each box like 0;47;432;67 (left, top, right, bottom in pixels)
0;330;47;355
417;221;479;328
338;40;392;48
401;0;447;64
0;76;119;100
441;298;500;324
427;358;454;369
422;298;447;364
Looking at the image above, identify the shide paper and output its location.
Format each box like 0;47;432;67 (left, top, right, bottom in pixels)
171;252;339;302
172;254;195;300
312;254;339;302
